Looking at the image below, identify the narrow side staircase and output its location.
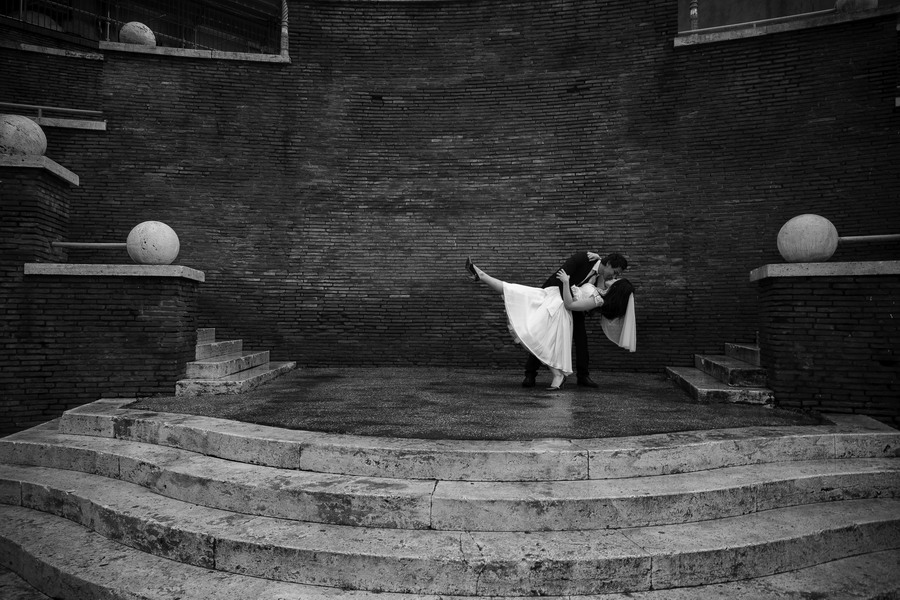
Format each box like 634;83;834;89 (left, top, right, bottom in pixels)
175;328;296;396
666;342;775;406
0;399;899;599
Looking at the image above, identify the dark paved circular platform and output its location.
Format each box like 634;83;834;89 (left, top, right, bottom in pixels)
131;368;824;440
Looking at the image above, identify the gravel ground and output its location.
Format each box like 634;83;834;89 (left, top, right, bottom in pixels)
129;368;825;441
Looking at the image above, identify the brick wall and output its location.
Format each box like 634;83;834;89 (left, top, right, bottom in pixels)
0;165;200;435
1;2;898;376
757;274;900;428
1;270;199;436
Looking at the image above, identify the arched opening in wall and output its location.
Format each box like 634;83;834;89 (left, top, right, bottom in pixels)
1;0;282;53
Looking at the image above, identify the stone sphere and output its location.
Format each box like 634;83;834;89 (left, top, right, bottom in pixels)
126;221;180;265
119;22;157;46
0;114;47;156
777;214;839;263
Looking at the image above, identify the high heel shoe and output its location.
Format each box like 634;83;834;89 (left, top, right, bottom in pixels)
547;375;566;390
465;257;479;282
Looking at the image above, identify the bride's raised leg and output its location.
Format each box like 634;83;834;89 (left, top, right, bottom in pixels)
466;258;504;294
548;367;565;390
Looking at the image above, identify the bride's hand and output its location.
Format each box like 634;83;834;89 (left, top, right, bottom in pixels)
556;269;570;283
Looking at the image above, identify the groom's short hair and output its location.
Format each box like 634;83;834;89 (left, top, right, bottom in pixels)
601;252;628;271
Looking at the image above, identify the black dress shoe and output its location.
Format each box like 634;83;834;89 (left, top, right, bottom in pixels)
522;374;536;388
577;376;599;388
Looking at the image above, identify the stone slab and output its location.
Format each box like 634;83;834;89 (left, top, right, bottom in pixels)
6;421;898;532
195;339;241;359
185;350;269;378
177;361;296;396
56;400;900;481
2;464;899;595
0;155;79;185
694;354;767;386
3;502;899;599
23;263;205;282
0;423;434;529
666;366;774;405
749;260;900;281
621;499;900;590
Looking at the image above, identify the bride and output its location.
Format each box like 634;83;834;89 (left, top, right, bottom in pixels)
466;257;636;390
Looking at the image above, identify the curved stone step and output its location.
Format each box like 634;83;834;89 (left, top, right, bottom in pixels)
4;505;900;600
2;465;899;596
0;564;50;600
60;399;900;481
2;422;898;531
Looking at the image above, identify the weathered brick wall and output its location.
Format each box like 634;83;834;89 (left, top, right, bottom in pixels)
0;167;201;435
1;2;897;375
757;275;900;428
1;271;199;436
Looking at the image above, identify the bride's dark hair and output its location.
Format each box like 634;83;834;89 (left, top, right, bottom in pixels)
599;279;634;319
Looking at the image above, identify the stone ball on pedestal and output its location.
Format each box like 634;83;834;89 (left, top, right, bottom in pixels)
119;22;157;46
0;115;47;156
777;214;839;263
126;221;180;265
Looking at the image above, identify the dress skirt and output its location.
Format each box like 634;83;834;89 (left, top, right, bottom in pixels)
503;282;573;375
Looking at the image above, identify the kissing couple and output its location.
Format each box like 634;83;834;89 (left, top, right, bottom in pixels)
466;251;635;390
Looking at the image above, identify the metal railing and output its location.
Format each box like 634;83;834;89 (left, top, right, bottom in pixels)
2;0;282;54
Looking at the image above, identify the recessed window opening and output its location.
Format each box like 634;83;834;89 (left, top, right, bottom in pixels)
1;0;282;54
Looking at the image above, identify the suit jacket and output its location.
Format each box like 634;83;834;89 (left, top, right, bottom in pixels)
541;251;598;291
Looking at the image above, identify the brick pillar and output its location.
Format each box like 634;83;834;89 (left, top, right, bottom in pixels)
0;157;77;435
752;261;900;428
2;264;205;436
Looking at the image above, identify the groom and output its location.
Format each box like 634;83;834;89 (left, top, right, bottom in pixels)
522;251;628;388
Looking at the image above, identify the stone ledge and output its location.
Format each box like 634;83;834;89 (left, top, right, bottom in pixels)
0;39;104;60
24;263;205;282
750;260;900;282
33;117;106;131
675;5;900;47
0;155;79;186
99;42;290;63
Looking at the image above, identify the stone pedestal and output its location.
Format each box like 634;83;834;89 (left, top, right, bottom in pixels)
751;261;900;428
1;264;204;436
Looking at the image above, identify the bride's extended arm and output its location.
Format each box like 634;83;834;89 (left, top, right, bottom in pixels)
556;269;598;312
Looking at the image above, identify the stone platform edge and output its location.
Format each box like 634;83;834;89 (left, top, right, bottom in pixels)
56;398;900;481
749;260;900;282
24;263;205;282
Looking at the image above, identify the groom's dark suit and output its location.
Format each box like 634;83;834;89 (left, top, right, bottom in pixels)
524;251;598;381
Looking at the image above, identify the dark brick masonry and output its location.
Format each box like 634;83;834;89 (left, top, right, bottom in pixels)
758;274;900;428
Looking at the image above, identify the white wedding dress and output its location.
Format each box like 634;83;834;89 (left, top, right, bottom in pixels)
503;282;603;376
503;280;637;376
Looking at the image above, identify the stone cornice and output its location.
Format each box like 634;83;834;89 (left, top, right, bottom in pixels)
0;155;79;186
24;263;206;282
750;261;900;282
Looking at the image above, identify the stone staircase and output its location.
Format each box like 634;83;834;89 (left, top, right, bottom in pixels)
175;327;296;396
1;399;899;599
666;342;775;405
